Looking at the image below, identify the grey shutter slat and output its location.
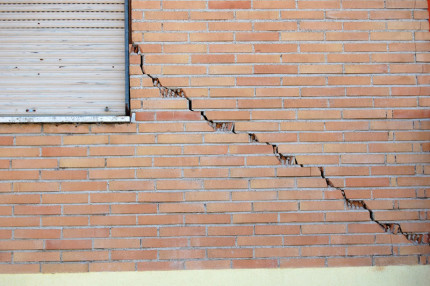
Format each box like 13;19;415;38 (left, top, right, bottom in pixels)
0;21;124;29
0;1;126;117
0;4;124;12
1;0;122;3
1;12;125;20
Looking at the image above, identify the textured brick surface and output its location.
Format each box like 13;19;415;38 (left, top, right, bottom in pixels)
0;0;429;273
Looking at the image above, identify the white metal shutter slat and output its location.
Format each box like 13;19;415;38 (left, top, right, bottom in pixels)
0;65;124;72
0;21;124;29
0;1;126;117
0;29;125;37
0;44;124;51
0;4;124;13
1;12;125;20
1;0;123;3
1;87;124;95
0;104;125;116
0;57;125;65
0;50;124;57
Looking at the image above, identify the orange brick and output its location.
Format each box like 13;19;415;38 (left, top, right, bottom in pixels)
254;202;298;212
16;136;61;146
45;239;91;250
207;202;251;213
159;249;205;260
280;213;324;223
300;21;342;31
204;179;247;189
160;226;205;237
233;259;278;269
111;227;156;238
159;203;205;213
0;170;39;180
280;258;325;268
326;11;370;19
63;135;108;145
14;205;61;215
91;216;136;226
190;237;236;247
64;205;109;215
209;65;253;75
186;214;231;224
42;216;88;227
233;213;278;224
281;11;324;20
236;11;279;20
0;124;41;134
208;248;253;259
90;192;136;203
61;181;107;192
42;147;86;157
1;264;41;274
136;261;183;271
302;246;345;257
255;22;297;31
302;224;347;234
370;10;412;19
190;33;234;42
237;54;281;63
63;251;110;262
0;194;40;204
209;1;251;9
251;247;296;258
14;252;60;262
13;229;60;239
89;262;135;272
94;238;140;249
326;32;368;41
89;169;134;179
90;124;137;133
0;252;11;262
14;182;59;192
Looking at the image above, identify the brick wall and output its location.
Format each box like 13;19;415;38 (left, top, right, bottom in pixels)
0;0;429;273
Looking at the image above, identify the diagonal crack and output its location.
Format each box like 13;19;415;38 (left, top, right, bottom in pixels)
131;45;430;246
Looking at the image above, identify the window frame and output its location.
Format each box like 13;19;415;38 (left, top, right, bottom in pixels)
0;0;131;124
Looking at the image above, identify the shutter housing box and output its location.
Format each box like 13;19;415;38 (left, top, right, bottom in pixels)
0;0;129;122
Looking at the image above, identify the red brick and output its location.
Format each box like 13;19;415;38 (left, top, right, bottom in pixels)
138;215;184;225
0;264;41;274
89;262;135;272
280;213;324;223
280;258;325;268
91;216;136;226
111;250;157;261
94;239;140;249
233;259;278;269
185;260;230;270
209;1;251;9
208;248;253;259
160;226;205;237
327;257;372;267
186;214;231;224
63;228;110;238
159;249;205;260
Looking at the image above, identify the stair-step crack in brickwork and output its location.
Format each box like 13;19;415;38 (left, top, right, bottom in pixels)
132;45;429;246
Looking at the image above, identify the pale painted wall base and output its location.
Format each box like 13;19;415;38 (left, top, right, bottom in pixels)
0;265;428;286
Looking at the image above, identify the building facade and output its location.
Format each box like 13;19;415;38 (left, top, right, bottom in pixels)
0;0;429;274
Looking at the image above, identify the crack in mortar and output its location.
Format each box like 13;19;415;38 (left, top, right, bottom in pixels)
132;46;429;246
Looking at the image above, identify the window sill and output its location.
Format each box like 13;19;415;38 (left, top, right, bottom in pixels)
0;116;131;124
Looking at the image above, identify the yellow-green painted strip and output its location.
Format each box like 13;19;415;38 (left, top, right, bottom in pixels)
1;265;429;286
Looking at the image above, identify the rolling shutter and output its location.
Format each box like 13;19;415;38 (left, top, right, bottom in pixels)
0;0;127;117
